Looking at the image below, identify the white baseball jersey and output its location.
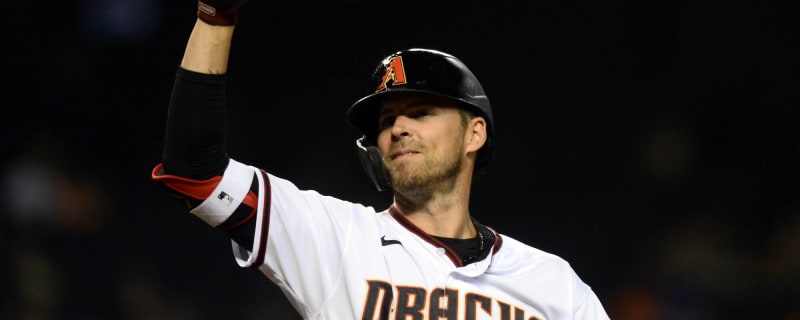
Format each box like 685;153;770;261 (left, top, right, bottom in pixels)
154;158;610;320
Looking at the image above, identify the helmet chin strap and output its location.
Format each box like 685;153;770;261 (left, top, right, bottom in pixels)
356;136;392;191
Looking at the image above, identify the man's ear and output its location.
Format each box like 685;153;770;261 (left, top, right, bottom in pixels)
465;116;487;154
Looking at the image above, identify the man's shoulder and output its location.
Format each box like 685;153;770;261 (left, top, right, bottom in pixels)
494;233;574;269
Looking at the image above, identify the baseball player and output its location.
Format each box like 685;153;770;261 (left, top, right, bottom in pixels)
151;0;611;319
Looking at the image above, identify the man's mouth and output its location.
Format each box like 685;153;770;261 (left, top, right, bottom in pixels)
391;150;419;160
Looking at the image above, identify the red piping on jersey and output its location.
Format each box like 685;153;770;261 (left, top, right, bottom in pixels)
485;225;503;256
388;206;466;267
253;169;272;267
151;163;221;200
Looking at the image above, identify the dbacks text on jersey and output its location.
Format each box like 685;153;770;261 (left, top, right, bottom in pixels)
362;280;542;320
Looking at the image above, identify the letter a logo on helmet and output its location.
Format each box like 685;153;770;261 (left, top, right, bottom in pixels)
375;56;407;92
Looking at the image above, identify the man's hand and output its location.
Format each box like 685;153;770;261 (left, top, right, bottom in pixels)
197;0;251;26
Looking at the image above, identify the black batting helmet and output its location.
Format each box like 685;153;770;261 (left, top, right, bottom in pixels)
346;48;495;171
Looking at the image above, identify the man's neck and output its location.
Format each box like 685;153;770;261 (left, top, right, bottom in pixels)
392;193;476;239
391;160;478;239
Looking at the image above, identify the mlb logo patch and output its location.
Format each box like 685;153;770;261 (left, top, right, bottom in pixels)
217;191;233;205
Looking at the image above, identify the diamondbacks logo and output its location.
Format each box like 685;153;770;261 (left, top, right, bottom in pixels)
376;56;407;92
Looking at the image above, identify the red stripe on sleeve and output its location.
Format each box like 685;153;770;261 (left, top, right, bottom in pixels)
151;163;222;200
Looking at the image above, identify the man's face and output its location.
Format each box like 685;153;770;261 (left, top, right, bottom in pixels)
376;92;469;194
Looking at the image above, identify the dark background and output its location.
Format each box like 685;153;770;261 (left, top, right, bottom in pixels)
3;0;799;319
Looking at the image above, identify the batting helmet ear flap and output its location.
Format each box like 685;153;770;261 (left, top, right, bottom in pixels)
356;136;391;191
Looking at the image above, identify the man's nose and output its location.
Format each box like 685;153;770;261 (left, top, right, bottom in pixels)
391;116;412;139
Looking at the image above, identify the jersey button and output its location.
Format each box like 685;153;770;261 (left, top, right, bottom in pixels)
436;247;446;255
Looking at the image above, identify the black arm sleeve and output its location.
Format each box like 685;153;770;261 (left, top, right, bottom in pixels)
161;67;230;180
159;67;257;251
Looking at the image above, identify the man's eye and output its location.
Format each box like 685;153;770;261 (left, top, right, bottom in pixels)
379;116;396;128
411;110;431;118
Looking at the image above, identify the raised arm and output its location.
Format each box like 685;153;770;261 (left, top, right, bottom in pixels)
153;0;258;248
181;18;235;75
182;0;249;74
159;0;250;180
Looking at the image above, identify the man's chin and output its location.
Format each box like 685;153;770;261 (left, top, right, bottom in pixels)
387;173;420;192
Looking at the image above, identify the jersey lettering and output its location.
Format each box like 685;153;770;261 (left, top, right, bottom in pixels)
396;286;425;319
429;288;458;319
498;301;528;320
363;281;393;320
362;280;542;320
465;293;491;317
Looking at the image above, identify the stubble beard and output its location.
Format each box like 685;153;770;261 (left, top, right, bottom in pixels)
386;150;463;200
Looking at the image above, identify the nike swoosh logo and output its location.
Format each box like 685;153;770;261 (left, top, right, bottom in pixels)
381;235;402;247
